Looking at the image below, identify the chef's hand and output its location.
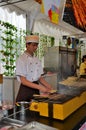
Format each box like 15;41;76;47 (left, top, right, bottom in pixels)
46;84;52;90
39;85;51;93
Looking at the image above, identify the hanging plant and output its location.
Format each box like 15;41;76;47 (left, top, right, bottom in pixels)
34;33;55;60
0;20;27;76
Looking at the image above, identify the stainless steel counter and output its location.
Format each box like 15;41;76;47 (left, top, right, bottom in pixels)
0;103;86;130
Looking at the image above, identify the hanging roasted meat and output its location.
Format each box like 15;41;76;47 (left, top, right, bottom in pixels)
71;0;86;30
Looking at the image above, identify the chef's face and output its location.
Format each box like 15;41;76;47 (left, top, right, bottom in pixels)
26;42;39;55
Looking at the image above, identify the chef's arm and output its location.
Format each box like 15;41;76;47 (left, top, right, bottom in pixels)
39;76;52;90
19;76;50;92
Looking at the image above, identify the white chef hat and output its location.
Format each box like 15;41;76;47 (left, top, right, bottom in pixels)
25;35;39;44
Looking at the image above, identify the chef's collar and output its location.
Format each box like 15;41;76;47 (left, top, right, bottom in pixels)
24;51;34;57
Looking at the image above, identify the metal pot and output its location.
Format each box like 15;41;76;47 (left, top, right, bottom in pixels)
15;101;31;115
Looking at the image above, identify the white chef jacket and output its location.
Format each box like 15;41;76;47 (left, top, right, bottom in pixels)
16;51;43;82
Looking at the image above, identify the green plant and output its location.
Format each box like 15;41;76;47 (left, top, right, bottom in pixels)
0;20;27;76
34;33;55;60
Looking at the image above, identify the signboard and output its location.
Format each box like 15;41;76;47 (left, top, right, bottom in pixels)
41;0;61;24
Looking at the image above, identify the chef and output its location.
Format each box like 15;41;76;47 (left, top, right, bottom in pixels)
79;55;86;78
16;34;52;102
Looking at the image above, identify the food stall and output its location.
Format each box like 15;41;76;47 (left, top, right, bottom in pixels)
0;0;86;130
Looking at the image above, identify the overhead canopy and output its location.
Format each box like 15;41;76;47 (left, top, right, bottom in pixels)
0;0;86;39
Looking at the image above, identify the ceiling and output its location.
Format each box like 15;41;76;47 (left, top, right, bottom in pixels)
0;0;86;39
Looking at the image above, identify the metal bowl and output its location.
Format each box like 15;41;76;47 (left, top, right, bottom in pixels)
17;101;30;107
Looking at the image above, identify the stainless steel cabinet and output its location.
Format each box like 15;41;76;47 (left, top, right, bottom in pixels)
59;46;76;79
44;46;77;81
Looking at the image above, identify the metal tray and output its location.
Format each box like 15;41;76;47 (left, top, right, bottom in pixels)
0;125;18;130
17;121;57;130
1;117;26;127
